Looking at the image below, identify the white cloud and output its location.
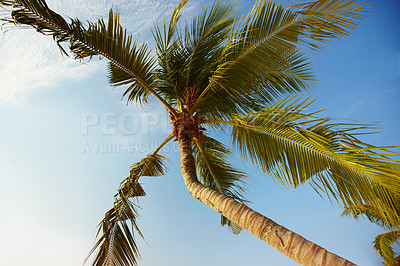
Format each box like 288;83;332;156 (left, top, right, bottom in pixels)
0;30;102;104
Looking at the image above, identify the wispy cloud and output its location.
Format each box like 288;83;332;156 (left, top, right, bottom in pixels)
0;30;102;104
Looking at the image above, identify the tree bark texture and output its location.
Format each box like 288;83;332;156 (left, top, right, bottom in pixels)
178;130;356;266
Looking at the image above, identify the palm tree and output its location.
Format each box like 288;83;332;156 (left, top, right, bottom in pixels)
1;0;399;265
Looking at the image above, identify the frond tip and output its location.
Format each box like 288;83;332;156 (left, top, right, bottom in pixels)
85;154;168;265
86;181;145;266
374;231;400;266
130;153;169;178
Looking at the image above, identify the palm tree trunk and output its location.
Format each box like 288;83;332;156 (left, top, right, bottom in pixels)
178;131;356;266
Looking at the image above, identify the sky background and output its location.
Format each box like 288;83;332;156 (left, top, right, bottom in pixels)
0;0;399;265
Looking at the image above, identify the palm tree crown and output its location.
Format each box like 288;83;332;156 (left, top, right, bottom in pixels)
1;0;399;265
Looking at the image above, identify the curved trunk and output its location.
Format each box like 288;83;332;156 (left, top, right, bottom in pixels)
178;133;355;266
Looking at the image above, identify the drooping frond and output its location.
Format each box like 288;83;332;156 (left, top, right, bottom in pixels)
191;0;368;118
192;136;247;234
203;95;400;226
129;153;168;178
86;154;168;266
374;231;400;266
86;181;145;266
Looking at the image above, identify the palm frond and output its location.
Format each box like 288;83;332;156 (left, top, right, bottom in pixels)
152;0;188;56
86;181;145;266
192;0;368;116
192;136;247;234
152;0;189;107
374;230;400;266
1;0;75;55
154;0;236;108
200;49;314;121
70;9;156;106
86;154;168;265
183;0;236;89
286;0;369;48
129;153;168;177
203;95;400;226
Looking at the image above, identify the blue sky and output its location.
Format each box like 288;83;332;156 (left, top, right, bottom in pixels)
0;0;399;265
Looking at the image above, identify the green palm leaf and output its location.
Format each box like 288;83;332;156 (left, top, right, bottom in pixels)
152;0;188;55
182;0;236;89
151;0;188;108
212;1;311;96
86;181;145;266
153;0;237;109
69;9;156;105
374;231;400;266
192;136;247;234
202;49;314;121
192;0;368;116
203;96;400;225
86;154;168;265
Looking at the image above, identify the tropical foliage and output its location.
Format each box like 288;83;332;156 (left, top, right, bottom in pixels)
1;0;399;265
